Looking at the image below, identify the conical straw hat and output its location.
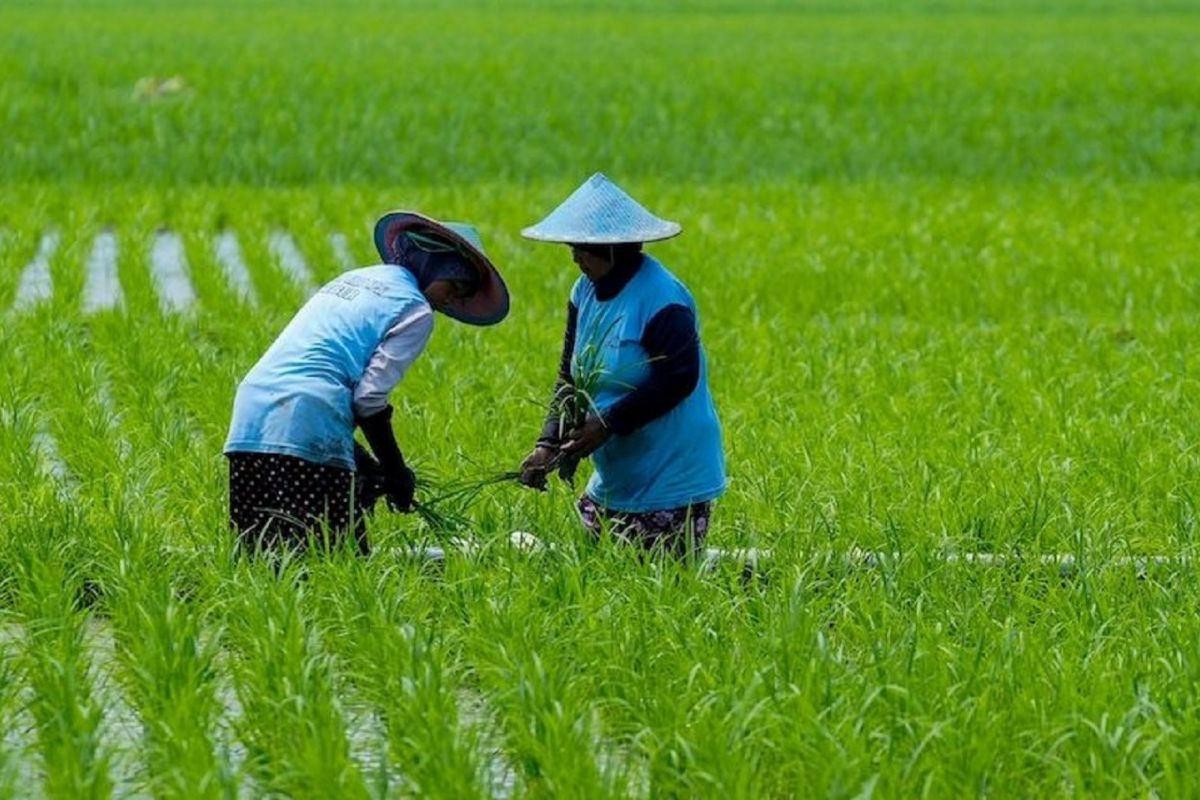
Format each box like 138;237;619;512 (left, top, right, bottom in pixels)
521;172;681;244
374;211;510;326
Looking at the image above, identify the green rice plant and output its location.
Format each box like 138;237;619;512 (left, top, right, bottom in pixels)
221;561;369;799
462;556;639;799
107;569;231;799
231;213;309;317
0;226;39;311
87;312;221;524
8;522;113;799
0;615;24;800
411;469;522;535
313;559;492;798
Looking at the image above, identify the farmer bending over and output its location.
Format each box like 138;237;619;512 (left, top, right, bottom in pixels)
518;173;725;557
224;212;509;554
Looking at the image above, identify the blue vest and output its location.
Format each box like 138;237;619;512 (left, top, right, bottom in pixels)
224;265;429;470
571;256;726;512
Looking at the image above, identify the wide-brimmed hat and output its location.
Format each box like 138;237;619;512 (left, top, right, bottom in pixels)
374;211;510;326
521;172;682;245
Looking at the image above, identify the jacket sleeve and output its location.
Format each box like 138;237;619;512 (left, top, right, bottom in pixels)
537;301;578;447
602;303;700;436
352;306;435;419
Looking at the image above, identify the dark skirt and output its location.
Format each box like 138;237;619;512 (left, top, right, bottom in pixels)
227;452;369;555
577;495;712;558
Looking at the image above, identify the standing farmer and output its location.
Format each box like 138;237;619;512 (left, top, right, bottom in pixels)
518;173;725;556
224;212;509;554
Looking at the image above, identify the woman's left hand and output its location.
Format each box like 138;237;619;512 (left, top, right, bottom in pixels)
560;415;610;460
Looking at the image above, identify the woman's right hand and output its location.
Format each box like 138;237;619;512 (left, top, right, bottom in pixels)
383;465;417;512
518;446;557;491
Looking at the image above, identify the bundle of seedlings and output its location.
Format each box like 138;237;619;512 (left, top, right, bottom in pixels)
411;470;521;533
355;446;518;535
542;314;638;485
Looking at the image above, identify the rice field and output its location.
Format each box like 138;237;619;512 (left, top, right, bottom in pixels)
2;1;1200;797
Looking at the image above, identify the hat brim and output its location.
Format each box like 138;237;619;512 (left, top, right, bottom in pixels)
374;211;510;326
519;223;681;245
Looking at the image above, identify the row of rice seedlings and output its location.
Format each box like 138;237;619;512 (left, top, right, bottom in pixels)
105;571;232;798
0;224;44;313
220;560;370;798
461;561;633;799
0;331;76;794
311;559;496;797
12;313;142;560
98;579;231;800
3;267;165;794
86;311;225;537
7;519;113;799
521;556;800;794
225;214;311;318
0;624;23;798
0;311;83;596
592;570;789;797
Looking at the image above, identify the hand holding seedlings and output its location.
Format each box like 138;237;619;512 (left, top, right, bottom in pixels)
560;414;609;459
555;414;609;485
382;465;417;512
519;445;557;490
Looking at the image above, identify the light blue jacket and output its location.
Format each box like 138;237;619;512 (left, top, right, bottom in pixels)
224;266;429;470
572;256;726;512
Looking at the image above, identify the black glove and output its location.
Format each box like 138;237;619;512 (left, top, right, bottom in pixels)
354;442;387;509
382;465;417;513
356;405;417;513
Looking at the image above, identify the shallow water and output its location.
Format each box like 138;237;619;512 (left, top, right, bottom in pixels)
13;232;58;310
82;230;121;313
150;231;196;312
269;230;315;295
329;232;356;271
213;231;256;304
